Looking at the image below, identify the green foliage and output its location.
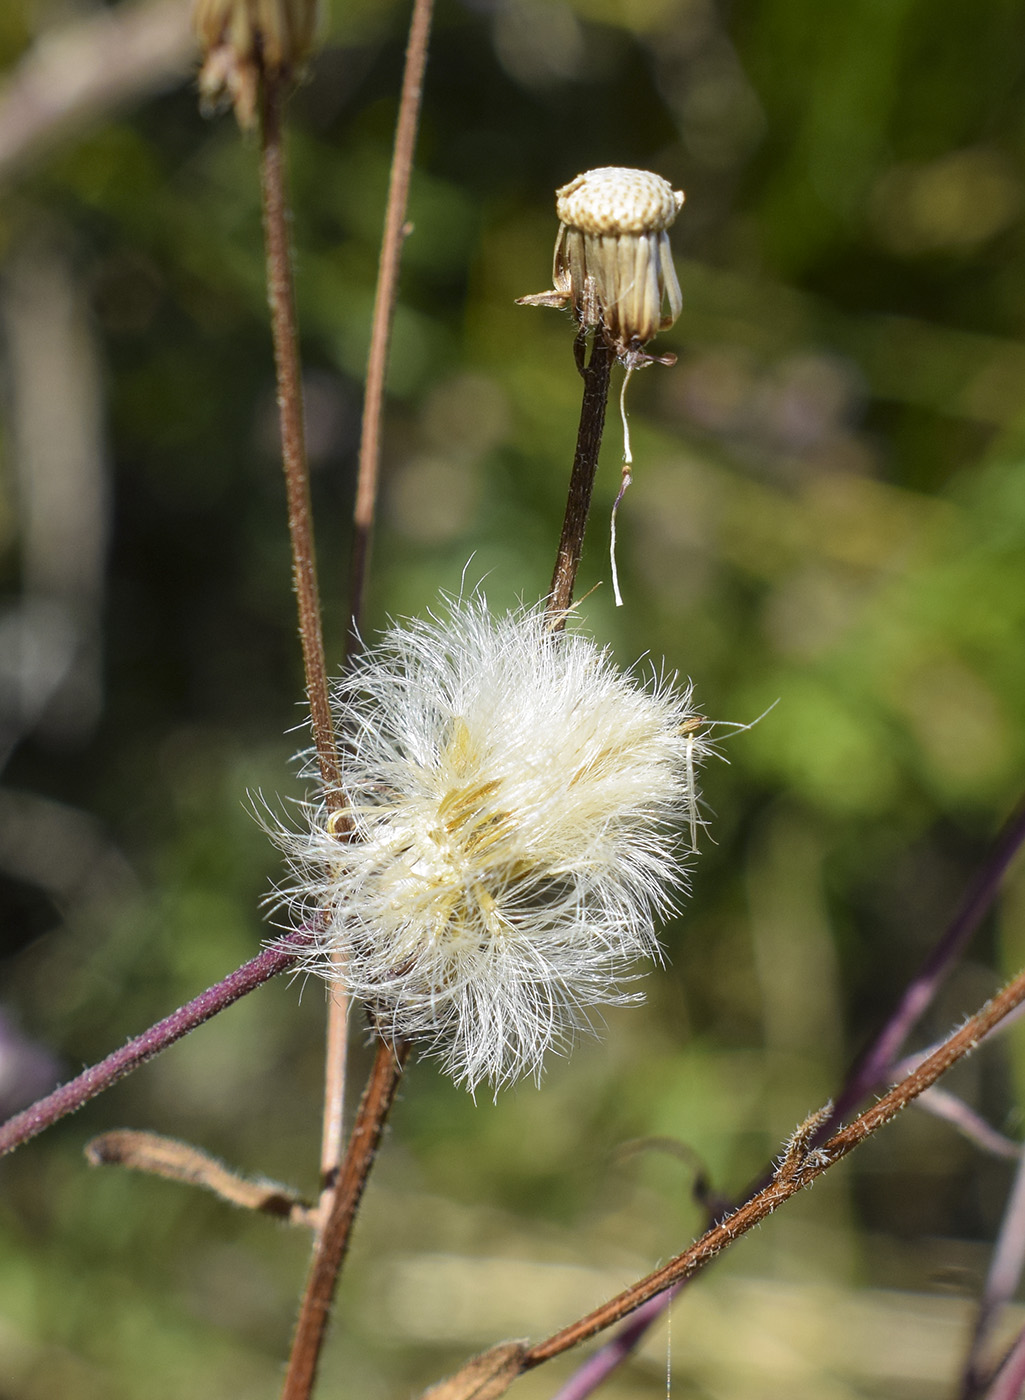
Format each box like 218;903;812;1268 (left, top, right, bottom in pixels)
2;0;1024;1394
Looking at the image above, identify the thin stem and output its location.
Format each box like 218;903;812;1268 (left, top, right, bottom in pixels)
547;333;614;624
261;67;351;1198
281;1037;410;1400
347;0;435;654
320;0;435;1191
522;961;1025;1368
319;984;349;1189
549;1290;682;1400
914;1085;1022;1160
961;1146;1025;1398
556;795;1025;1399
985;1324;1025;1400
260;63;353;1226
259;79;341;801
0;933;312;1157
833;795;1025;1123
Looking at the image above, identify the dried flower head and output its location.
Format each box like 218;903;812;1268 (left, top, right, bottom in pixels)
193;0;318;127
519;166;684;361
275;599;710;1093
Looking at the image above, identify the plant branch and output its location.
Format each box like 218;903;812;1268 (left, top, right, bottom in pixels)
555;794;1025;1398
261;71;347;1209
547;333;614;624
347;0;434;655
985;1324;1025;1400
913;1085;1022;1160
0;932;312;1158
321;0;434;1193
319;983;349;1190
281;1036;410;1400
259;78;340;801
522;961;1025;1369
834;795;1025;1123
548;1291;683;1400
961;1144;1025;1398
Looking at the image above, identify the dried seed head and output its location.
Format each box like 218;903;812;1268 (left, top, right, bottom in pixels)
193;0;318;128
519;166;684;361
555;167;682;236
272;598;712;1094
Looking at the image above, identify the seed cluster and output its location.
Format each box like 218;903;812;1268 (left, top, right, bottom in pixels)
275;600;709;1092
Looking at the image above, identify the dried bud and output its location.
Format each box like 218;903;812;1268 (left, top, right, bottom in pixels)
519;166;684;361
193;0;318;128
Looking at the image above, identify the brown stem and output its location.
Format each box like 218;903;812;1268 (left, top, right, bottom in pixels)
320;0;434;1196
347;0;435;656
259;79;341;800
319;983;349;1189
281;1037;410;1400
522;963;1025;1368
259;71;352;1200
547;333;614;625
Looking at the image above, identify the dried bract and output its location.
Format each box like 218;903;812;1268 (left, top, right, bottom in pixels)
273;599;710;1093
193;0;318;127
519;166;684;362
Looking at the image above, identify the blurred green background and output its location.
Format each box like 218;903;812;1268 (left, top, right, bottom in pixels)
2;0;1025;1395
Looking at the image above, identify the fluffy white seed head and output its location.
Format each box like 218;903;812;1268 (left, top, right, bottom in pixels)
275;599;710;1093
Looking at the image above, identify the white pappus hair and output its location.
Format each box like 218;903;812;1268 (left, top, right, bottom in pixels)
274;598;711;1093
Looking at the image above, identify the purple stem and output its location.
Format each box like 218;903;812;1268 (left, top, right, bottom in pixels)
553;796;1025;1400
0;932;312;1157
549;1287;683;1400
983;1323;1025;1400
885;997;1025;1089
833;796;1025;1124
915;1086;1022;1161
962;1147;1025;1399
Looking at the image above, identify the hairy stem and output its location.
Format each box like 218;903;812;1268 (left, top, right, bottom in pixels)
260;66;352;1200
321;0;435;1193
547;333;614;624
259;79;340;801
281;1037;410;1400
558;795;1025;1398
548;1291;682;1400
0;933;312;1158
523;961;1025;1368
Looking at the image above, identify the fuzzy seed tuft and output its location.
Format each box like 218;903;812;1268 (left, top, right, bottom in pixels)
272;598;711;1093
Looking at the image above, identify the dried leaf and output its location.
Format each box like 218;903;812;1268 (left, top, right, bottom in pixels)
417;1342;526;1400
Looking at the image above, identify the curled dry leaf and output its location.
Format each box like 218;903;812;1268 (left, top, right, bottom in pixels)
417;1342;526;1400
86;1128;315;1223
